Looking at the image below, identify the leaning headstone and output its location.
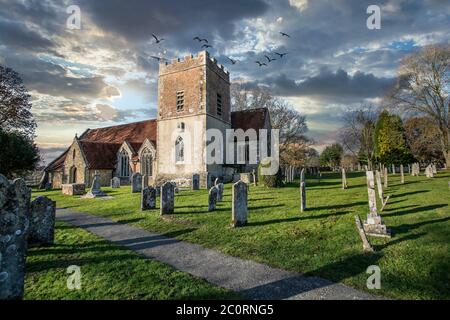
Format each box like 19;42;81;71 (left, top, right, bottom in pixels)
131;172;142;193
111;177;120;189
141;187;156;211
400;164;405;184
216;183;224;202
0;175;31;300
342;168;348;189
231;180;248;227
300;168;306;212
376;170;389;211
355;215;374;252
363;171;391;238
84;171;107;198
160;182;174;215
208;187;218;212
192;174;200;190
29;196;55;246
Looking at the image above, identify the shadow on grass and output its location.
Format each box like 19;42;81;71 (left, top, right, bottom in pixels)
393;190;431;198
391;216;450;235
247;211;349;227
384;204;448;217
375;232;427;251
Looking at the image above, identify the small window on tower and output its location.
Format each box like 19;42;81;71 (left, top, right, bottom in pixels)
176;91;184;111
217;93;222;116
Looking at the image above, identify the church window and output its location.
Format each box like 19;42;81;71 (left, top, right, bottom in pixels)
72;149;76;160
175;136;184;163
217;93;222;116
119;150;130;177
176;91;184;111
141;149;153;176
177;122;185;132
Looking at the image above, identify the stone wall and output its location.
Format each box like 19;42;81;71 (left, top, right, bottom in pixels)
63;139;87;185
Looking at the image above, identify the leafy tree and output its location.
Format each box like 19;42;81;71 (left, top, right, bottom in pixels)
0;128;40;178
0;65;36;138
388;45;450;167
374;110;413;164
320;143;343;168
404;117;443;163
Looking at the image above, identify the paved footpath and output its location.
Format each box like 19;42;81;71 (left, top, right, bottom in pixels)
57;208;379;300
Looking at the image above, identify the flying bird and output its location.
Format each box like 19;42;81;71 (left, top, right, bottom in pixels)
202;44;213;49
264;55;276;62
193;36;208;43
152;33;164;44
227;57;238;64
255;61;267;67
280;32;290;37
274;52;288;58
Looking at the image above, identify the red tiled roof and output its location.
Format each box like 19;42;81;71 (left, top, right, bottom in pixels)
79;141;122;169
231;108;269;131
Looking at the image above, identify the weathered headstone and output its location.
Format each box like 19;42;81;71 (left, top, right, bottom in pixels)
363;171;391;238
400;164;405;184
231;180;248;227
300;168;306;212
392;164;396;175
375;170;390;211
216;183;224;202
208;187;218;212
355;215;374;252
425;165;434;178
29;196;55;246
192;174;200;190
131;172;142;193
84;171;107;198
432;164;437;175
214;178;220;186
61;183;85;196
252;169;257;187
160;182;174;215
111;177;120;188
383;167;388;188
342;168;348;189
141;187;156;211
0;175;31;300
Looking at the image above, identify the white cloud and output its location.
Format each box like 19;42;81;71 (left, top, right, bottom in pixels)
289;0;309;12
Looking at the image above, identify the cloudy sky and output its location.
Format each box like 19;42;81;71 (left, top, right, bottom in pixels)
1;0;449;163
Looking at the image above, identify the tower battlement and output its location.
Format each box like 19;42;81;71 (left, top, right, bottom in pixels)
159;51;229;81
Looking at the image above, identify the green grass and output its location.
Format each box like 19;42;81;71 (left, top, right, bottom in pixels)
33;171;450;300
24;221;239;300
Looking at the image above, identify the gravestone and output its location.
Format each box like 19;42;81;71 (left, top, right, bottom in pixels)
84;171;107;198
192;174;200;190
432;164;437;174
29;196;56;246
357;163;362;171
375;171;389;211
363;171;391;238
61;183;85;196
252;170;257;187
142;174;149;189
160;182;174;215
111;177;120;188
400;164;405;184
141;187;156;211
408;164;411;174
208;187;218;212
355;215;374;252
384;167;388;188
425;165;434;178
342;168;348;189
131;172;142;193
0;175;31;300
392;164;396;175
300;168;306;212
216;183;224;202
231;180;248;227
214;178;220;186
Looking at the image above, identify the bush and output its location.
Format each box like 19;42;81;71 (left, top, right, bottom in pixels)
258;157;283;188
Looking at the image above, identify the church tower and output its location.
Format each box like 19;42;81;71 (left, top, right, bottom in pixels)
156;51;231;186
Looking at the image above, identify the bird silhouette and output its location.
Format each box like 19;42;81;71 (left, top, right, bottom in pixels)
152;33;164;43
255;61;267;67
202;44;213;49
193;36;208;43
227;57;238;64
280;32;290;37
274;52;288;58
264;55;276;62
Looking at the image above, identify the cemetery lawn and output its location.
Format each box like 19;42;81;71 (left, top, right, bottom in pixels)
34;171;450;300
24;221;239;300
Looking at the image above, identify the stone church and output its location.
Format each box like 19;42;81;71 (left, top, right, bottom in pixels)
45;51;271;188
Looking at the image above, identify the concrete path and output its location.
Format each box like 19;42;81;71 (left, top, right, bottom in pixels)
56;208;378;300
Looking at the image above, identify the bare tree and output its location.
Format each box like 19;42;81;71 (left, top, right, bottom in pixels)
339;106;378;169
231;83;310;165
387;45;450;167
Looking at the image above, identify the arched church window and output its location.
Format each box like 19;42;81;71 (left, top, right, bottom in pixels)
119;150;130;177
175;136;184;163
141;148;153;176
